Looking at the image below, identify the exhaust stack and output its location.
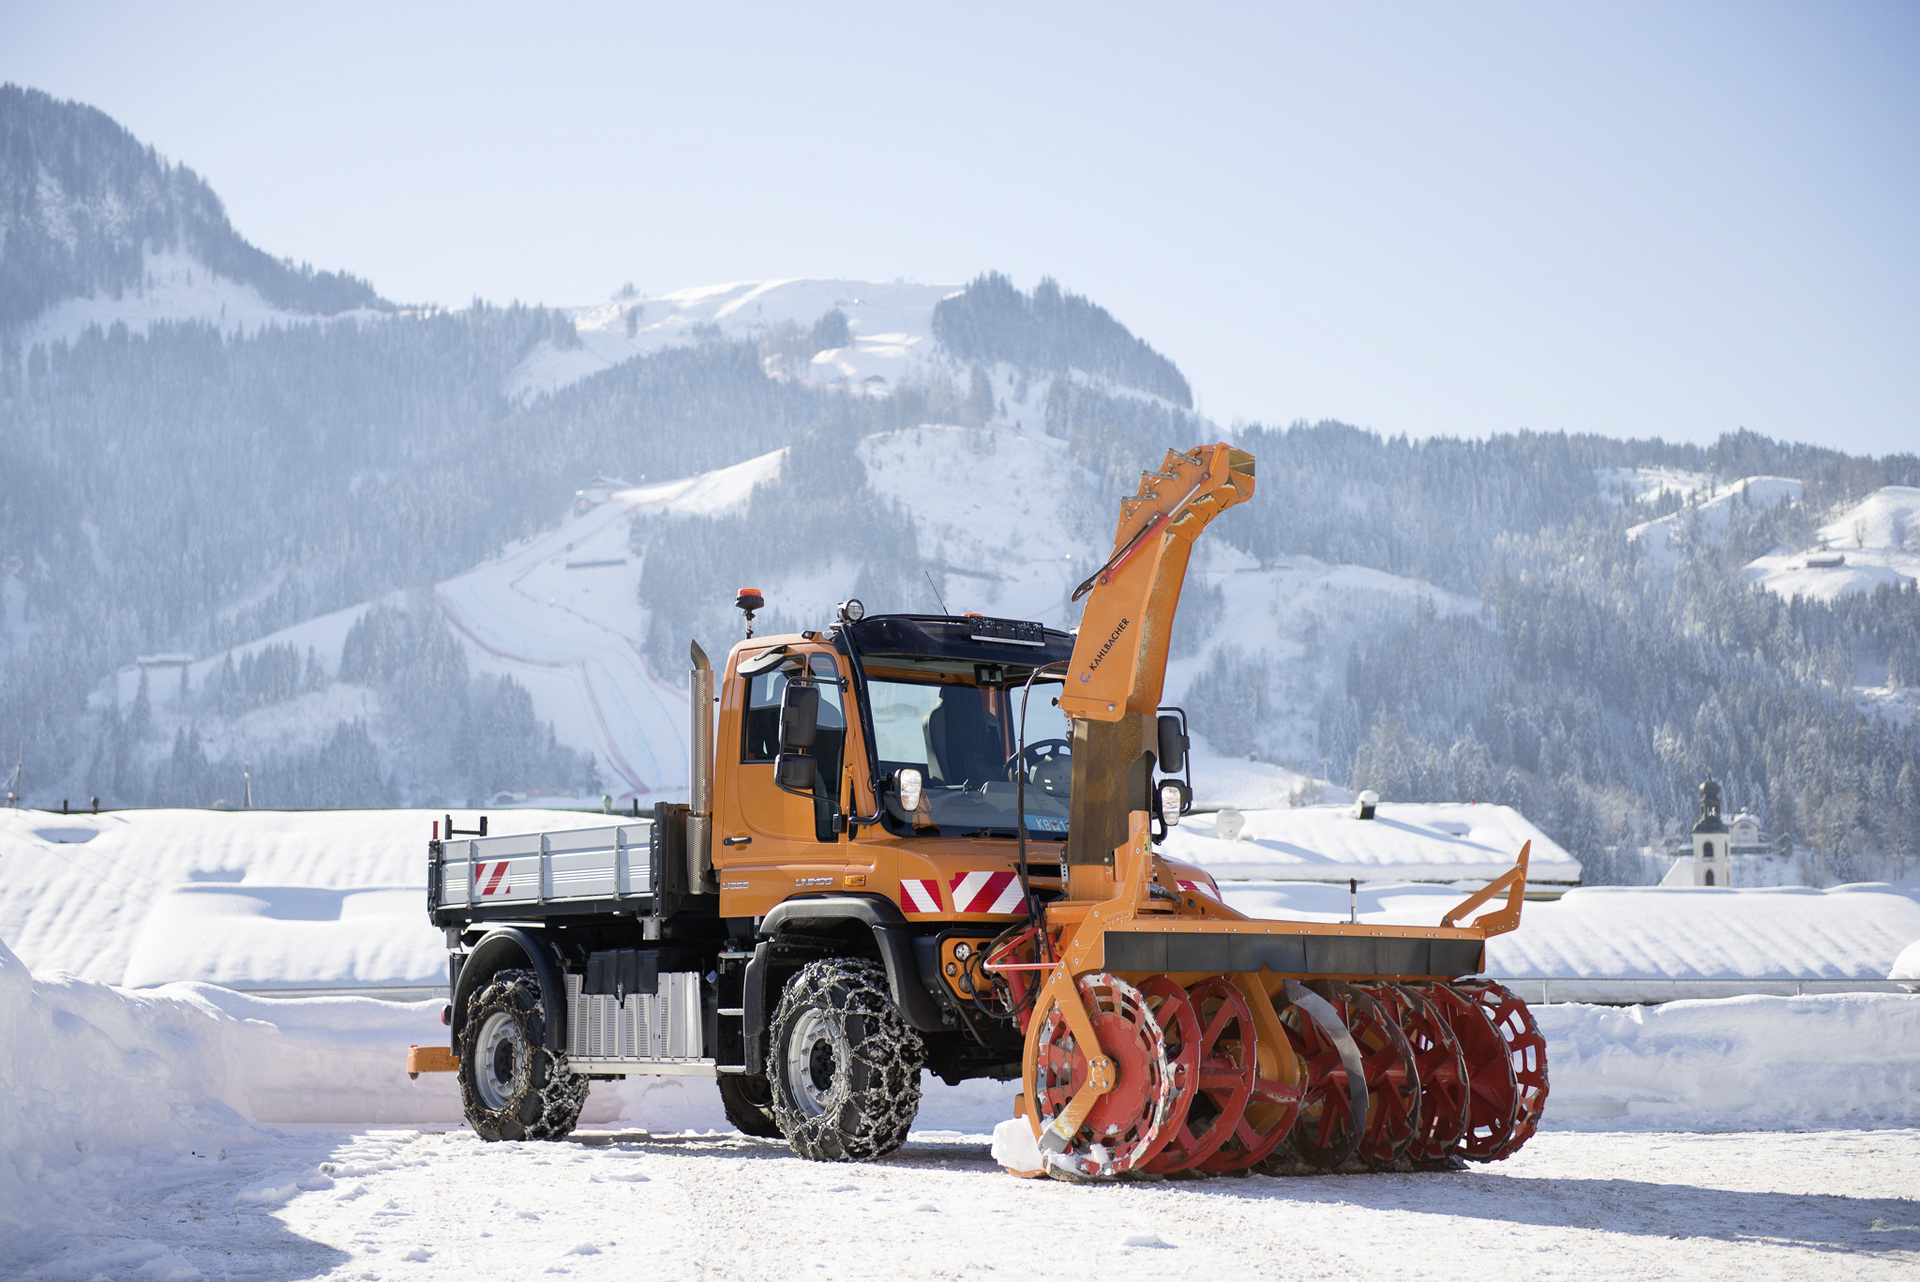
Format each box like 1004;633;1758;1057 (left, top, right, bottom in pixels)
687;640;716;892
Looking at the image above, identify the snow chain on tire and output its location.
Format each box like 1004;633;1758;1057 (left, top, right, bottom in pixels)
766;958;925;1161
458;967;589;1142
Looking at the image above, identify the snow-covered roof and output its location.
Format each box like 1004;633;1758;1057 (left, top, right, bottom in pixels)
1164;801;1578;885
0;806;588;988
1219;879;1920;996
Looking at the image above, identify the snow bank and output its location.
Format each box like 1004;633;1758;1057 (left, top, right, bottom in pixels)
1892;938;1920;991
0;929;466;1227
1535;993;1920;1128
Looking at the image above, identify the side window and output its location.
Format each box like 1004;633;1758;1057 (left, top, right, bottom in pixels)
742;656;847;790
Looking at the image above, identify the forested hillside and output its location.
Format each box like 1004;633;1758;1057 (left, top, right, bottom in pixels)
0;84;383;328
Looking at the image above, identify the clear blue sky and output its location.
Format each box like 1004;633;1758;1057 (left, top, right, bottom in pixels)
3;2;1915;456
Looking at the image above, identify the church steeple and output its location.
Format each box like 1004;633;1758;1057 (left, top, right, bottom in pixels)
1691;776;1729;886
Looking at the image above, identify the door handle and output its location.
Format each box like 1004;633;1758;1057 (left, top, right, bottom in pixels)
723;835;753;847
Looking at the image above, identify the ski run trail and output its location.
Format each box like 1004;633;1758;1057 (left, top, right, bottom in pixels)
7;1126;1917;1281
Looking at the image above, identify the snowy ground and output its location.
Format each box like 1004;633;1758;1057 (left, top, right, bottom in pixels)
7;919;1920;1277
8;1126;1917;1281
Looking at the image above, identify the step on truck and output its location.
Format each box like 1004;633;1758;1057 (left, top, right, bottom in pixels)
411;443;1548;1178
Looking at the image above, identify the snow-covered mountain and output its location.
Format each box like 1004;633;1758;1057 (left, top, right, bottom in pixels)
0;84;387;341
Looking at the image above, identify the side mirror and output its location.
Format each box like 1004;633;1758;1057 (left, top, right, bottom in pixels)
775;754;818;793
1157;713;1189;774
780;683;819;751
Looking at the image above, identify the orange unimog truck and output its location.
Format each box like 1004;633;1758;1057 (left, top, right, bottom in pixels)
412;443;1547;1179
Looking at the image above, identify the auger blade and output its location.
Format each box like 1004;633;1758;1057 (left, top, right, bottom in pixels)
1278;979;1370;1170
1420;982;1520;1162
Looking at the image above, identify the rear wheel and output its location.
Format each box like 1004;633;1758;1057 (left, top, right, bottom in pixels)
767;959;924;1161
457;968;588;1141
717;1072;784;1138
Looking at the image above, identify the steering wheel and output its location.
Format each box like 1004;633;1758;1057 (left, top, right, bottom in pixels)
1006;739;1072;797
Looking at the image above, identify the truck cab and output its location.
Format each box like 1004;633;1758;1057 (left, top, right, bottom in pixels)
716;613;1082;920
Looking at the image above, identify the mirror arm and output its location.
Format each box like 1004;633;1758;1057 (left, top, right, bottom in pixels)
832;624;891;828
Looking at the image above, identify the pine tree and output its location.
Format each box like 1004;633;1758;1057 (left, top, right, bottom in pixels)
129;670;152;741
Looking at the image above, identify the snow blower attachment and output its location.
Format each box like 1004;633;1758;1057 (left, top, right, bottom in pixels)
987;444;1548;1179
417;441;1546;1180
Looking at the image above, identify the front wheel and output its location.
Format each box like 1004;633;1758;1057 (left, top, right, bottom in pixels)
767;959;924;1161
457;968;588;1141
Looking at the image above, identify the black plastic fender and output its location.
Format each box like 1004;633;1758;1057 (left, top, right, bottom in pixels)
450;926;569;1054
744;895;945;1067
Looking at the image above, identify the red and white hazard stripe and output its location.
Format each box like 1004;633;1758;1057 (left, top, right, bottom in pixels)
899;877;942;914
948;870;1024;914
473;861;512;897
1177;876;1221;901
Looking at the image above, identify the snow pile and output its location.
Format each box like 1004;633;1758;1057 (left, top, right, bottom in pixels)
1892;938;1920;992
1170;802;1580;884
0;934;247;1228
1535;993;1920;1128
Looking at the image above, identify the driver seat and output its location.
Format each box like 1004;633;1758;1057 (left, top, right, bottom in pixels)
923;687;1003;785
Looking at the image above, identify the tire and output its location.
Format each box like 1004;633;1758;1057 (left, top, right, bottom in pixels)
457;968;589;1142
716;1072;784;1138
766;959;924;1161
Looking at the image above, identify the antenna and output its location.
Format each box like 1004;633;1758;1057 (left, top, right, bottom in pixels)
925;570;950;616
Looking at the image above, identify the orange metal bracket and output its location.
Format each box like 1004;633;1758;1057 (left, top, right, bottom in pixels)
406;1044;458;1079
1439;841;1531;936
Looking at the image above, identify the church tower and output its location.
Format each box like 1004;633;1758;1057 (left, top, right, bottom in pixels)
1692;778;1730;887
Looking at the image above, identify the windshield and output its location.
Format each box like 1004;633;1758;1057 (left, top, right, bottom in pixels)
866;674;1070;838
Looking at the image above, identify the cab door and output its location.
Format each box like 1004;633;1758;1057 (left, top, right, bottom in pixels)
716;646;854;914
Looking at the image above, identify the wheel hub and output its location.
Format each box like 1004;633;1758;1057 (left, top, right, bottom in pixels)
784;1008;844;1119
475;1010;525;1111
